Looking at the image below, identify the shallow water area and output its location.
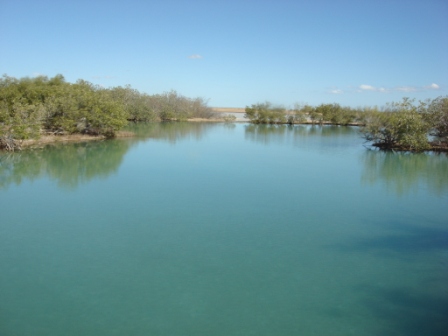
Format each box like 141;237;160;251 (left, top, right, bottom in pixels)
1;123;447;335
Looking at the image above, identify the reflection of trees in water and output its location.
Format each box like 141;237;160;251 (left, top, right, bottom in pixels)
0;140;131;189
0;122;217;190
361;151;448;195
244;124;292;145
127;121;219;144
0;151;42;188
244;124;357;146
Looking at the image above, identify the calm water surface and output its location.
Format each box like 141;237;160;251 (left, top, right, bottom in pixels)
1;123;447;336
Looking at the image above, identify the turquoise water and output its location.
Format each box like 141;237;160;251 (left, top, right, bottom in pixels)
1;123;447;335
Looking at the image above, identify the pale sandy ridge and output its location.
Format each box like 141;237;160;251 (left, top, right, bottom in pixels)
212;107;245;113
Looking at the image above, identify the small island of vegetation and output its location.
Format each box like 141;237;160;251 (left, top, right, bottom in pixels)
244;98;448;152
1;74;447;152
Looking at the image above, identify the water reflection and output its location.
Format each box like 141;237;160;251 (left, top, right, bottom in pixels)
128;121;219;144
2;123;447;196
245;124;355;138
0;140;130;189
244;124;293;145
0;122;219;190
244;124;448;196
244;124;358;149
361;150;448;196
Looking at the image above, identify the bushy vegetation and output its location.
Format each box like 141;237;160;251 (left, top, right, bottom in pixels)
424;96;448;142
359;97;448;151
0;75;127;142
245;97;448;152
2;74;447;153
245;102;370;126
244;102;289;124
360;98;431;151
0;74;215;150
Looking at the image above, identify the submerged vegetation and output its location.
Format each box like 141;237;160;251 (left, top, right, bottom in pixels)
0;74;214;150
1;74;447;152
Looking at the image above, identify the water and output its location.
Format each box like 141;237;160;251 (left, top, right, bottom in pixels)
1;123;447;336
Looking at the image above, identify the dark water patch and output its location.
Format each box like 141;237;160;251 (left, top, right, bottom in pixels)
329;222;448;255
336;228;448;254
356;285;448;336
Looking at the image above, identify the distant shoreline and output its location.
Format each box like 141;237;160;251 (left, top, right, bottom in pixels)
212;107;295;114
212;107;245;113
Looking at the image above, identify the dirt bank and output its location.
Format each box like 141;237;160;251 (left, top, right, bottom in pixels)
4;131;134;151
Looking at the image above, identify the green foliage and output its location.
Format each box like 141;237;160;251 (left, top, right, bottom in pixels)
157;91;213;121
1;74;215;149
1;74;446;153
0;74;130;148
308;108;322;124
360;98;430;151
223;114;237;122
41;80;128;137
311;103;358;125
424;96;448;141
292;103;312;123
355;106;380;125
244;102;287;124
109;86;158;122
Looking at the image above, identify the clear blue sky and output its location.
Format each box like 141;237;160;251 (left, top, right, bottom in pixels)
1;0;447;108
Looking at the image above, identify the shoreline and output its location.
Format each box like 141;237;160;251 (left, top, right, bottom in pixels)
0;120;347;151
2;121;447;153
8;131;135;150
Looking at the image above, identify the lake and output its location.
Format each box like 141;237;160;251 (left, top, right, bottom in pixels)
1;122;447;336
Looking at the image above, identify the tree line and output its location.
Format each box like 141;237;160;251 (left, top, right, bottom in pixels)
244;97;448;151
0;74;214;150
1;74;447;152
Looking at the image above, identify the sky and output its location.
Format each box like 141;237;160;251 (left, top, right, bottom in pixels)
1;0;447;108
